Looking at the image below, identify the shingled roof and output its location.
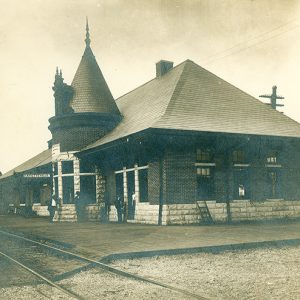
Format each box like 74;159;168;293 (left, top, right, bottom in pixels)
83;59;300;151
0;149;52;180
70;23;120;115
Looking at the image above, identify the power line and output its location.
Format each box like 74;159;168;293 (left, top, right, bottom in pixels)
202;18;300;65
204;16;300;60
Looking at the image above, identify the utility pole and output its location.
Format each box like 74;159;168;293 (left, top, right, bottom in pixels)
259;86;284;110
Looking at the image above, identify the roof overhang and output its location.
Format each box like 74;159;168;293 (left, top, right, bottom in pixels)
75;127;300;160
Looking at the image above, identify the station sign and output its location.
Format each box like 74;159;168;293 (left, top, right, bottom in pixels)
23;174;51;178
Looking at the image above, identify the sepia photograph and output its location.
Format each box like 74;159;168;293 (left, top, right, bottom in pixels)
0;0;300;299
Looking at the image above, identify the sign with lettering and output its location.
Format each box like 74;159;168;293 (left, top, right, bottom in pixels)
23;174;51;178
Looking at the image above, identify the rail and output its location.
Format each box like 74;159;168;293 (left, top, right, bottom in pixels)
0;229;210;300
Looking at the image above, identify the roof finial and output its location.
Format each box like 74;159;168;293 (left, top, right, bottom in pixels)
85;17;91;47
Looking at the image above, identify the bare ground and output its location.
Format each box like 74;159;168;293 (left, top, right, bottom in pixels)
0;245;299;299
111;245;300;300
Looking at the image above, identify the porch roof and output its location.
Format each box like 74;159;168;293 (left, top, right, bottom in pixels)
0;149;52;180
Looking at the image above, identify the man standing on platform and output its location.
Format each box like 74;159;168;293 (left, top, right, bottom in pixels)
75;191;86;222
115;195;123;223
47;195;56;223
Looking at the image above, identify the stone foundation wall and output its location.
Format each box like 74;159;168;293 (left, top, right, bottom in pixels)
53;204;77;222
32;204;102;222
32;204;49;217
34;199;300;224
125;202;225;225
205;201;227;222
111;199;300;225
127;203;161;225
85;204;100;221
163;204;200;225
230;199;300;222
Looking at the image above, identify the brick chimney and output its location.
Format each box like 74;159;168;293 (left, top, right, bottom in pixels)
156;60;174;77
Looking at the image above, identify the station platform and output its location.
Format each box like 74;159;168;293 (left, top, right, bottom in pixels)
0;215;299;260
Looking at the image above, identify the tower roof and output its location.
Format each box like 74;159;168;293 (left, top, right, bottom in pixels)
70;20;120;115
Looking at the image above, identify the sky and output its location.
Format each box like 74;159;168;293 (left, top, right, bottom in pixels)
1;0;300;174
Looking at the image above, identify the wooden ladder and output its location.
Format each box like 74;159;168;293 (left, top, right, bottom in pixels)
196;201;214;225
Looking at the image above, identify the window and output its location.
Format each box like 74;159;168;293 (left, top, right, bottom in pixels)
233;169;250;199
197;167;211;177
267;169;281;198
62;161;73;174
267;151;278;164
54;178;58;199
62;176;74;204
33;186;41;204
196;149;212;162
197;167;214;199
80;160;95;173
116;173;124;201
232;150;246;163
80;175;96;204
139;169;148;202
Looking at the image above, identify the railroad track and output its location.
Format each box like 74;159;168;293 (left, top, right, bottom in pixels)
0;229;210;300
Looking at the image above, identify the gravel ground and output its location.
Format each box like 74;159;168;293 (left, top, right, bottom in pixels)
0;245;299;299
111;245;300;300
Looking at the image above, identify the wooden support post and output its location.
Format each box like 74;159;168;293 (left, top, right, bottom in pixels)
73;159;80;195
57;161;63;201
134;164;139;203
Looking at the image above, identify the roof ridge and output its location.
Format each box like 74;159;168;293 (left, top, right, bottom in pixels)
152;61;189;126
187;60;298;123
158;60;300;127
151;60;300;137
116;60;189;102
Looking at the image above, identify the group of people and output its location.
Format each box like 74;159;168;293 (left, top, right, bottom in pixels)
46;192;135;223
115;193;136;223
115;195;125;223
47;191;86;223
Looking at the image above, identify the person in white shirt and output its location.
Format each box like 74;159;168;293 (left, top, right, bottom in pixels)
47;195;57;223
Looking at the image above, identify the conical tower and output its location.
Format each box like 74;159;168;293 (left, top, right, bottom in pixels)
49;20;121;151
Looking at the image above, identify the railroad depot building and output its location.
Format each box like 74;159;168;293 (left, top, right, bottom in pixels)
2;23;300;224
